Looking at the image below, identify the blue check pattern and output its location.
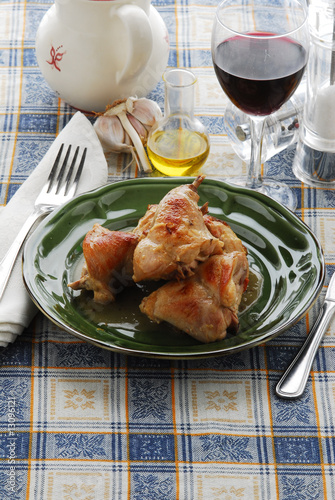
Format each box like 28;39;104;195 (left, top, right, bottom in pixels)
1;0;335;499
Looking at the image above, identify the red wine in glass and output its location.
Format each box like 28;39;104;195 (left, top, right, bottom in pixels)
213;33;308;116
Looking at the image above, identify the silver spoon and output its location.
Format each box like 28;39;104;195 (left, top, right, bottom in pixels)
276;271;335;399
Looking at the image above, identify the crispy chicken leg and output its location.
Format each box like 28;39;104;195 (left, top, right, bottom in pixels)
140;251;249;343
132;176;223;282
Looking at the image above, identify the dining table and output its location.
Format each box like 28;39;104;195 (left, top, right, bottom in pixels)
1;0;335;499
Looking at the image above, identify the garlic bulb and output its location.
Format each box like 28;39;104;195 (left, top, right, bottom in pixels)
94;97;162;173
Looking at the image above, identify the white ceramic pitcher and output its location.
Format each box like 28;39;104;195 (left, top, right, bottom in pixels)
35;0;170;112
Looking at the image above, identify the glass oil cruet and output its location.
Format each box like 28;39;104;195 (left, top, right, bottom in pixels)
147;68;210;176
293;0;335;185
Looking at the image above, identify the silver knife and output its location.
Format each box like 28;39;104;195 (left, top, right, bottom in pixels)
276;271;335;399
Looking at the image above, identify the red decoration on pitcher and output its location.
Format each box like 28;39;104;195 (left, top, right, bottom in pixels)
46;45;66;72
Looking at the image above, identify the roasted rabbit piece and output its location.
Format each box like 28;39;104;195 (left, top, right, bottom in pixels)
204;214;247;254
68;223;138;304
67;204;158;304
132;175;224;282
133;203;157;240
140;251;249;343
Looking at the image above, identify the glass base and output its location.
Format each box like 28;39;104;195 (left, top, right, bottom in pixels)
227;177;297;211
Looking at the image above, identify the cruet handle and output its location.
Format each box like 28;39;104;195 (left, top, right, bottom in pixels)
113;4;153;85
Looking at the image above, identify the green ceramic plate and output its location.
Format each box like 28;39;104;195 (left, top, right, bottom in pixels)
23;177;325;358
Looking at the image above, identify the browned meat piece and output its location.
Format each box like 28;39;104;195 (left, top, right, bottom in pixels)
133;204;157;240
132;175;224;282
204;214;247;254
68;223;138;304
140;251;249;343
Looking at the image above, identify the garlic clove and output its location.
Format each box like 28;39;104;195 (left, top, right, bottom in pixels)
126;97;162;127
127;114;148;142
124;130;132;146
117;111;152;173
94;115;132;154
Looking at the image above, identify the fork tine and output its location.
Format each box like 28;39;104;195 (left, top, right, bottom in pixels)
55;145;72;194
46;143;64;192
63;146;79;194
66;147;87;197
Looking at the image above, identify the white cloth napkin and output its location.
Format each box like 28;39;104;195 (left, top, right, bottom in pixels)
0;112;108;348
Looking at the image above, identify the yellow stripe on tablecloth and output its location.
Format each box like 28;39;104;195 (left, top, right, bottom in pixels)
125;358;131;500
171;366;180;499
26;321;37;499
175;1;180;68
264;345;280;499
4;0;27;206
312;367;327;496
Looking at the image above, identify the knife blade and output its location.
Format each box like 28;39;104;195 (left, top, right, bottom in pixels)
276;271;335;399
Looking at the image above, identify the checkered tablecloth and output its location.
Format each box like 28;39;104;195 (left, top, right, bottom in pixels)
1;0;335;499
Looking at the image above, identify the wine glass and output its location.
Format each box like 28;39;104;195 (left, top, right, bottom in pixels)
211;0;309;210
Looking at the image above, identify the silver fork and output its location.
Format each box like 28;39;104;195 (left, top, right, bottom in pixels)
0;143;87;301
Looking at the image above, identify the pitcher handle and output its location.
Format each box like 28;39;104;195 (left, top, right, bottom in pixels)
113;4;153;85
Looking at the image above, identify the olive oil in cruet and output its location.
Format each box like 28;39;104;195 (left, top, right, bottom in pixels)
147;68;210;176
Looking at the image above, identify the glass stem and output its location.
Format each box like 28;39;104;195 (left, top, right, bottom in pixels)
247;116;265;189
